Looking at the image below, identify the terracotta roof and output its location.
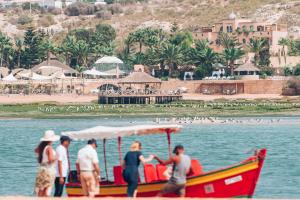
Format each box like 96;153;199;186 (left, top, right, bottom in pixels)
118;71;161;84
234;63;260;72
32;60;78;74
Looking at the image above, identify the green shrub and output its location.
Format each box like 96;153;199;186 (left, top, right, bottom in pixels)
17;15;32;25
259;66;274;76
22;2;40;10
107;3;123;14
95;10;112;20
65;2;95;16
294;64;300;76
104;0;114;4
286;77;300;94
161;76;169;81
283;66;293;76
38;15;55;27
47;7;61;15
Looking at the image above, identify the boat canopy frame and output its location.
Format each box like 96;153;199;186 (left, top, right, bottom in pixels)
62;124;182;181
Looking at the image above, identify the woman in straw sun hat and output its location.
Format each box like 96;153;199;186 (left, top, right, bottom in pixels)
34;130;59;197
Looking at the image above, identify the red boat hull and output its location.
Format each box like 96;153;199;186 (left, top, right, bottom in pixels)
66;149;266;198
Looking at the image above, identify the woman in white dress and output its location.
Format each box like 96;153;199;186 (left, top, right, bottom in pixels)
34;130;59;197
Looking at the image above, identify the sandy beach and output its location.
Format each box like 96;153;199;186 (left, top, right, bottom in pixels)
182;93;299;101
0;94;98;104
0;197;253;200
0;93;298;104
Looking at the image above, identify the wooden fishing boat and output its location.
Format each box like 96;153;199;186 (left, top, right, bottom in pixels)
63;124;266;198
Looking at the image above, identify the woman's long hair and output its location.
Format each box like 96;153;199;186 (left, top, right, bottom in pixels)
35;141;50;164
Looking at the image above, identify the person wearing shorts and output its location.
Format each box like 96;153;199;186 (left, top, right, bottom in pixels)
154;145;191;197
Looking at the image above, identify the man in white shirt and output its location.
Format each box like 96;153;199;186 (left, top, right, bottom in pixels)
76;139;100;197
54;136;72;197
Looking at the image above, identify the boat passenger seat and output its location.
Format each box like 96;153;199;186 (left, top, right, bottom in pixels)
156;164;168;181
113;166;126;185
144;164;158;183
188;159;203;176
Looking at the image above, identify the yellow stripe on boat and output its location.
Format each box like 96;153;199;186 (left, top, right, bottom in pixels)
66;161;259;196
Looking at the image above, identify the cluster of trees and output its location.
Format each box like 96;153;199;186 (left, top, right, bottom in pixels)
284;64;300;76
64;2;123;17
0;24;115;70
0;23;274;79
117;24;271;79
0;28;50;69
278;38;300;57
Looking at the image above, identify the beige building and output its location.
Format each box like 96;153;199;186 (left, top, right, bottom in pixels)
0;0;75;8
193;12;288;55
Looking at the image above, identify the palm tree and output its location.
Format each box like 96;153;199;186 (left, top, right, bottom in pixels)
158;43;184;76
41;40;57;62
194;39;210;49
223;47;245;75
60;35;77;65
75;65;86;77
15;39;23;68
129;29;146;53
278;38;289;65
76;65;86;94
189;40;219;68
218;32;239;49
0;34;12;68
169;31;193;49
74;40;89;66
247;38;268;66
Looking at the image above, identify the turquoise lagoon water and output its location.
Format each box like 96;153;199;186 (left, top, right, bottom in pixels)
0;117;300;197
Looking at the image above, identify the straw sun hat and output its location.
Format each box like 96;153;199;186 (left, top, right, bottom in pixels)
40;130;60;142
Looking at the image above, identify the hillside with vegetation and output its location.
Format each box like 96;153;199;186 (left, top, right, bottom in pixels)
1;0;300;39
0;0;300;81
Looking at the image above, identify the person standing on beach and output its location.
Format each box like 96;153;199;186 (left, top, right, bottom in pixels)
54;136;72;197
122;141;154;197
154;145;191;197
76;139;100;197
34;130;60;197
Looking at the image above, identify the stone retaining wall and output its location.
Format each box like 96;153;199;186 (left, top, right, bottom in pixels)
81;79;287;95
160;79;287;94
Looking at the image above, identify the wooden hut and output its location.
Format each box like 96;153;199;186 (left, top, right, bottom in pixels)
98;72;182;104
234;63;260;80
32;55;78;76
118;71;162;90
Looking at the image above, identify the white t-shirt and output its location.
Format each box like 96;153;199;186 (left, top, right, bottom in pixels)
76;145;99;171
55;145;69;177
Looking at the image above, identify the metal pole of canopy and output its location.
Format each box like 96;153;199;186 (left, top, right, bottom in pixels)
67;148;72;181
103;139;108;181
118;136;122;165
166;129;171;157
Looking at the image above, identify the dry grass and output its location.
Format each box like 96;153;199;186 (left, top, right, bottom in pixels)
37;14;55;27
1;0;300;41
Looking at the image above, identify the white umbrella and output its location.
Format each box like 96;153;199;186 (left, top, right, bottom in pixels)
52;71;66;79
2;73;17;82
19;72;53;80
95;56;123;64
83;68;109;76
103;67;126;76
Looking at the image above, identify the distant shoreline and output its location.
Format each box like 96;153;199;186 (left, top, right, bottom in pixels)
1;98;300;119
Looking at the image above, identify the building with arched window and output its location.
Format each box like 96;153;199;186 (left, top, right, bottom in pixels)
193;12;288;55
